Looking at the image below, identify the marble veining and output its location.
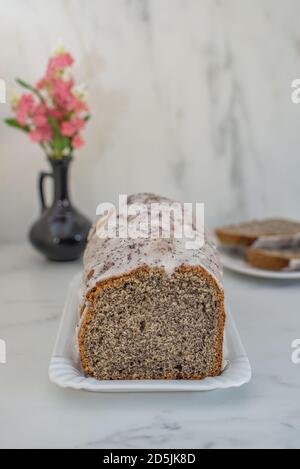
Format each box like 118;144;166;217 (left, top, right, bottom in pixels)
1;0;300;241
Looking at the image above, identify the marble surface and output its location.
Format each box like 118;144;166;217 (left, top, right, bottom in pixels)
1;0;300;241
0;243;300;449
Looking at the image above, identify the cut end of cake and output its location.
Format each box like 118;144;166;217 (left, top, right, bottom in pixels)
79;266;225;381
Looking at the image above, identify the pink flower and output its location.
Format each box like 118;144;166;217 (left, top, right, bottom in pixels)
29;124;52;143
72;134;84;149
60;121;73;136
16;94;35;125
48;108;65;121
52;78;77;112
74;98;89;113
61;117;85;137
32;103;48;127
52;78;73;96
46;52;74;78
36;78;47;90
7;48;90;156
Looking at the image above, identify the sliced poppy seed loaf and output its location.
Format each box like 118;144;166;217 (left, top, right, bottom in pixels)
215;219;300;248
78;193;226;381
246;235;300;271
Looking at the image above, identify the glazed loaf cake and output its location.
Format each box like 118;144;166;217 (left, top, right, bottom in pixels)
78;194;226;381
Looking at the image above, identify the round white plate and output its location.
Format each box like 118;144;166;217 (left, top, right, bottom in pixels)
220;250;300;280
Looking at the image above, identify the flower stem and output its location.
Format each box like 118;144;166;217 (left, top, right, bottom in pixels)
16;78;46;105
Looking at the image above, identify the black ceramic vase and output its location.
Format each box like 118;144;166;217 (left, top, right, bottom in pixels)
29;157;91;261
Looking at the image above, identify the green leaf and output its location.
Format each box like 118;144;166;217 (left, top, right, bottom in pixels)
4;118;30;133
16;78;33;89
47;116;61;158
47;115;60;134
84;114;91;122
16;78;46;104
47;116;71;159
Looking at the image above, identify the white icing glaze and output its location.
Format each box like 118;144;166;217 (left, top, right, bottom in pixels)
81;193;224;309
285;259;300;271
253;233;300;250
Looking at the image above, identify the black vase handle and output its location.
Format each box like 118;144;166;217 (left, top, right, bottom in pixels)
39;172;53;213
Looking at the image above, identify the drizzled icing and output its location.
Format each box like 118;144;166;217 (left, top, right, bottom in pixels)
80;193;224;309
253;233;300;251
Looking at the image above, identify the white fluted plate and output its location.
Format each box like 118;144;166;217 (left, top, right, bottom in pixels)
49;272;251;392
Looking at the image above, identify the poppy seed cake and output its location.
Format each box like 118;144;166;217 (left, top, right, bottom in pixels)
216;218;300;248
78;194;226;380
246;235;300;271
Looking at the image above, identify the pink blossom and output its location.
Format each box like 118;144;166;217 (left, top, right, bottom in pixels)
74;99;89;113
48;108;65;121
46;52;74;78
16;94;35;125
8;49;89;155
52;78;77;112
60;121;73;136
52;78;74;97
36;78;47;90
72;134;84;149
61;117;85;137
32;103;48;127
29;125;52;143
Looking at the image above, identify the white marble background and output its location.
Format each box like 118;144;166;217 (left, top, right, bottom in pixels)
1;0;300;241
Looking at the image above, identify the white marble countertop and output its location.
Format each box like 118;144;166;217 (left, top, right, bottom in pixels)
0;242;299;449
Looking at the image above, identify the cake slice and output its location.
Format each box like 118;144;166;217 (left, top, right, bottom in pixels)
246;236;300;271
215;219;300;248
78;193;226;381
246;247;300;271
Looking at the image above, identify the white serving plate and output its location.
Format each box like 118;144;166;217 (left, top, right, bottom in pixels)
49;272;251;392
220;250;300;280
